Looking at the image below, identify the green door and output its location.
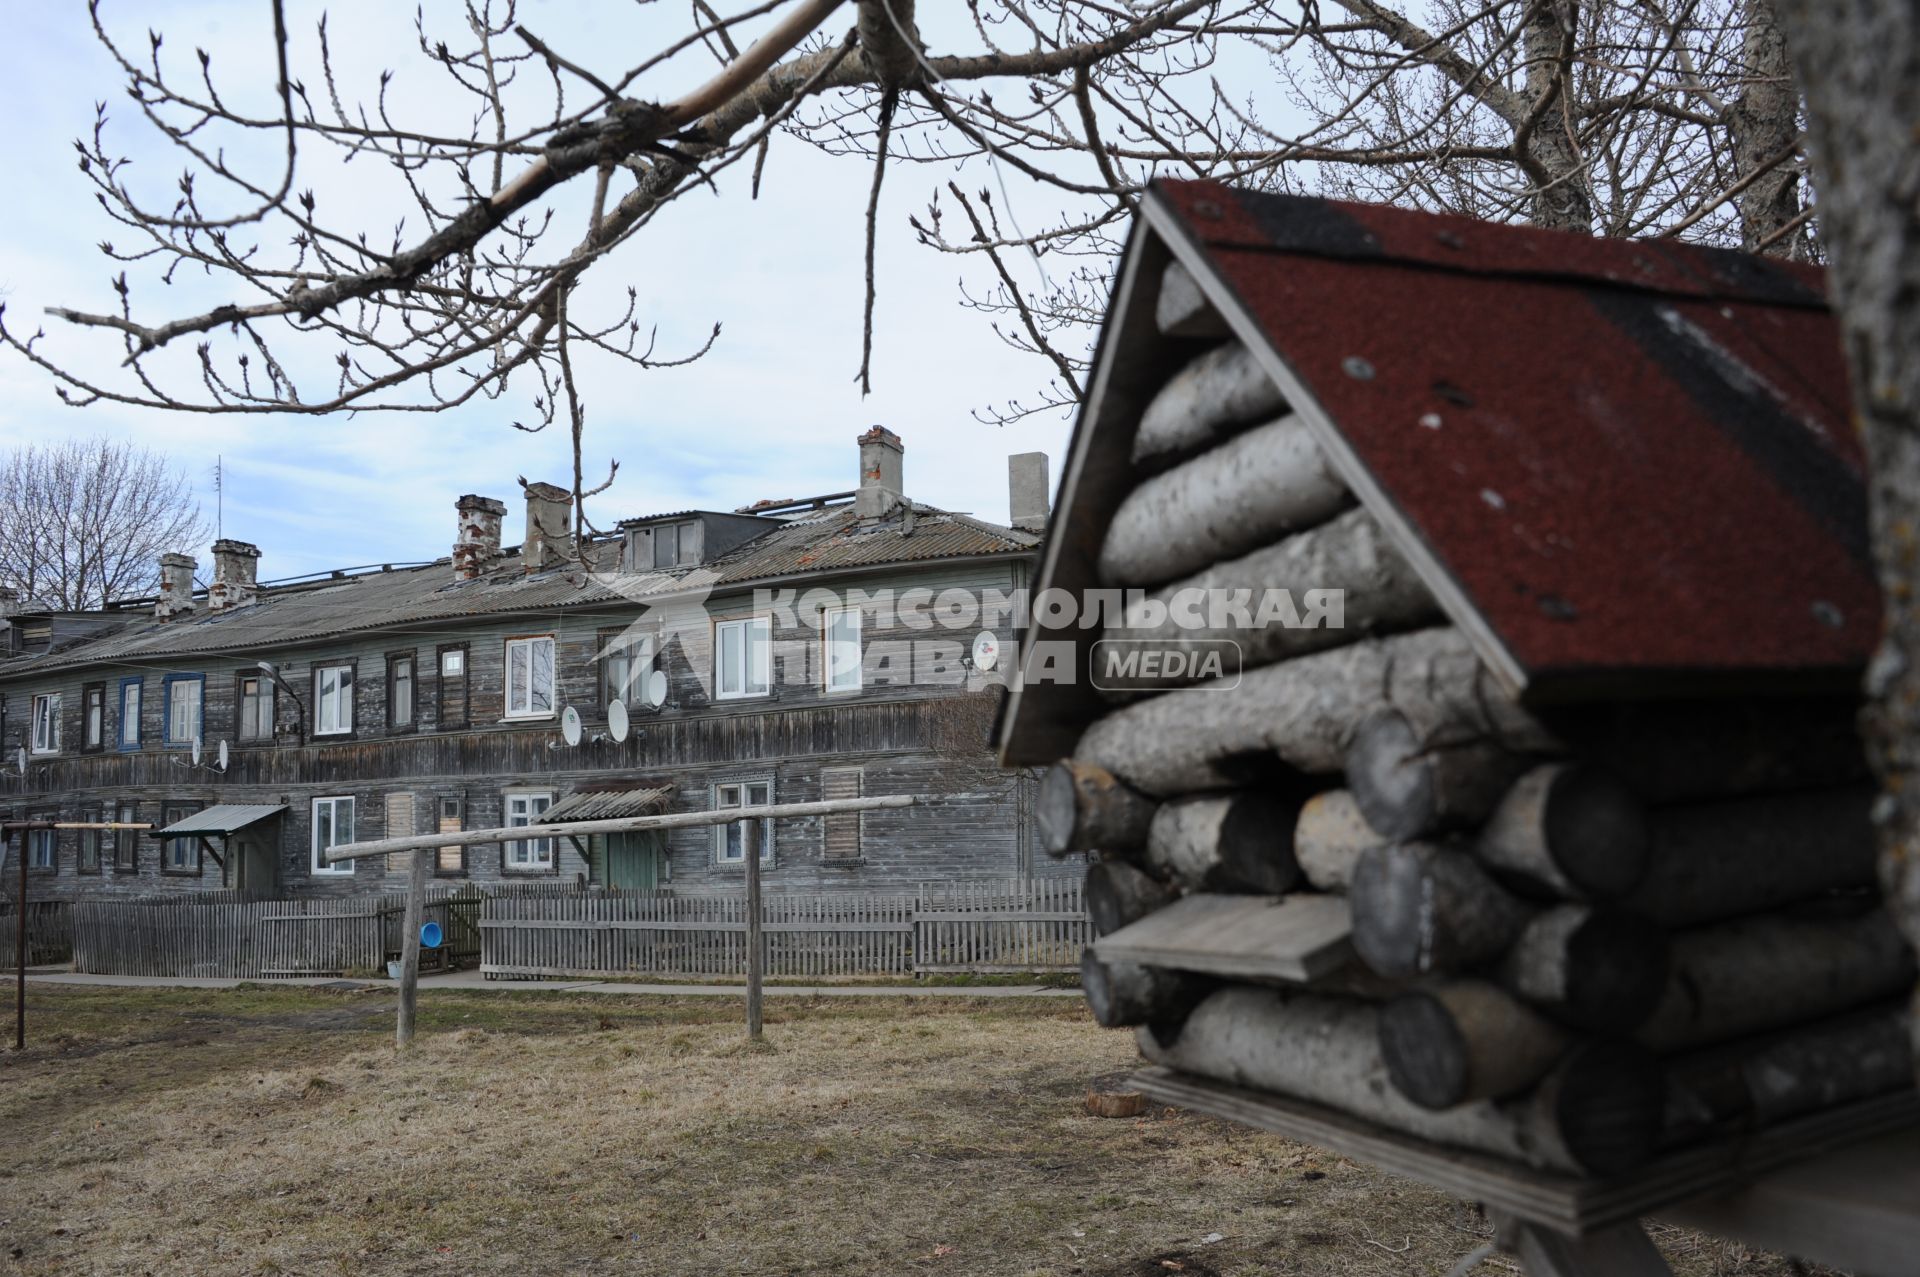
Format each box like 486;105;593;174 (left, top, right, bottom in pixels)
604;831;663;891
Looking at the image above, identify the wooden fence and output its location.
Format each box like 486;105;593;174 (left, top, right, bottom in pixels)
1;901;75;965
480;878;1085;980
59;880;1087;981
71;888;488;979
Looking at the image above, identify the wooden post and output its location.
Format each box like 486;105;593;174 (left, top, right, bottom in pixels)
743;819;762;1041
13;827;25;1052
396;847;428;1048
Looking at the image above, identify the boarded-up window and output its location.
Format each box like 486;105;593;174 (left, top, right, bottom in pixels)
437;796;465;875
821;768;863;861
384;792;417;873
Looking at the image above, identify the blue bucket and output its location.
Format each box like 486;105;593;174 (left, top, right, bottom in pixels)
420;920;444;949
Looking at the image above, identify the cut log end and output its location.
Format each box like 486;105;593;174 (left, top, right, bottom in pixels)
1347;708;1530;841
1082;952;1209;1031
1540;1042;1665;1179
1380;979;1573;1110
1379;992;1470;1110
1085;859;1179;937
1541;767;1650;899
1039;760;1156;856
1085;1086;1150;1119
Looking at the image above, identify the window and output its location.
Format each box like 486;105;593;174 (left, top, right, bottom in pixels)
29;693;60;754
504;792;554;870
715;618;770;699
652;521;697;569
117;679;142;750
78;806;102;873
314;664;354;736
162;675;204;749
821;768;864;861
436;645;468;728
436;795;466;875
82;683;106;751
504;636;556;719
311;796;355;876
112;802;139;871
237;673;275;741
388;653;416;729
26;821;56;872
161;802;201;874
823;606;863;694
600;629;654;706
384;792;417;874
713;780;774;865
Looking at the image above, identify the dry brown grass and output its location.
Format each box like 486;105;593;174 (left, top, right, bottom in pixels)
0;985;1832;1276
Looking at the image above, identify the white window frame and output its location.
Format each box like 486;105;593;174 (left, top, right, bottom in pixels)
715;617;771;700
314;664;354;736
822;605;863;694
30;693;61;754
164;676;203;748
310;795;356;876
712;779;774;865
504;790;555;870
503;635;557;720
237;674;274;741
118;680;142;749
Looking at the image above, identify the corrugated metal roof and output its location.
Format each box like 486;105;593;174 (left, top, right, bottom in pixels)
151;804;287;837
543;786;673;822
1150;179;1874;698
1;503;1037;677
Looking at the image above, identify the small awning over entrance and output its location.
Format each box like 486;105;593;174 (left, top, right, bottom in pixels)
150;804;288;838
542;786;673;824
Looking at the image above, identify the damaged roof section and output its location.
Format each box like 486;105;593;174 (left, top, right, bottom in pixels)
1145;180;1873;697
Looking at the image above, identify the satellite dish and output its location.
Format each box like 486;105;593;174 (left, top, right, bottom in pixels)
560;705;583;746
217;740;230;771
643;670;667;708
190;736;202;766
607;699;630;743
971;630;1000;672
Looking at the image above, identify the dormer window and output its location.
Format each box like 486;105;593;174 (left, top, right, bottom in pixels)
654;521;698;569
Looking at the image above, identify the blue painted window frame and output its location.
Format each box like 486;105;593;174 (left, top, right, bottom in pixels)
116;677;144;751
161;673;205;750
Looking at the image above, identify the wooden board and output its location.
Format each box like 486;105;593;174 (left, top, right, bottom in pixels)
1092;892;1352;983
1661;1125;1920;1277
1130;1066;1919;1236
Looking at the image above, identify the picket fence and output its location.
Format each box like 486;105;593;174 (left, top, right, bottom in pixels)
61;880;1087;980
1;901;75;965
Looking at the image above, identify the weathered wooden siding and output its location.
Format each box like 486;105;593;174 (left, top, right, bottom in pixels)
0;559;1056;901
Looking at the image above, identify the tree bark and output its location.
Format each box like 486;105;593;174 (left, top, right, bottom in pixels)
1624;787;1879;927
1131;341;1283;465
1139;985;1663;1175
1075;627;1556;797
1726;0;1805;256
1474;764;1651;901
1495;904;1669;1033
1639;905;1917;1051
1097;506;1438;695
1772;0;1920;1078
1097;415;1349;587
1138;790;1305;895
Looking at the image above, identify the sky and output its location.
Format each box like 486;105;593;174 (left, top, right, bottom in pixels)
0;2;1141;584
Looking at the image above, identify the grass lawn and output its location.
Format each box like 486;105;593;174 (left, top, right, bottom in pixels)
1;984;1827;1276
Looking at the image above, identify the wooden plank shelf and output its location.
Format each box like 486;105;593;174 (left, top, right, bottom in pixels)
1092;893;1353;983
1131;1066;1920;1236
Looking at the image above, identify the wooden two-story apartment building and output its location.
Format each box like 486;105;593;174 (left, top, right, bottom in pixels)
0;429;1060;899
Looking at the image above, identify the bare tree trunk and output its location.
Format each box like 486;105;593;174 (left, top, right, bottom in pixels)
1727;0;1805;255
1773;0;1920;1077
1521;2;1594;233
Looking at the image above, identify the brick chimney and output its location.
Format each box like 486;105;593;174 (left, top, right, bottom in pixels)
856;426;905;520
155;552;197;622
453;494;508;581
520;480;574;572
1008;453;1050;534
208;539;262;612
